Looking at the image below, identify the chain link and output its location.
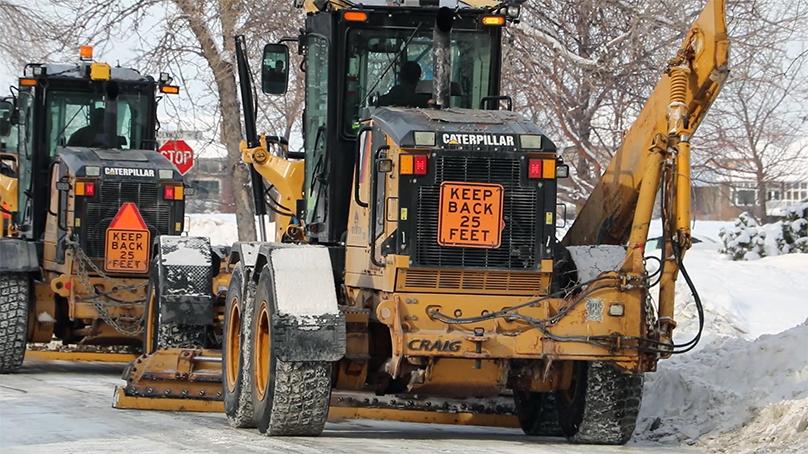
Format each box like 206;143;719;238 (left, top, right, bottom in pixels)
68;241;147;337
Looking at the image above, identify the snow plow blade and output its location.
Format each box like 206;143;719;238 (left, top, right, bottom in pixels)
328;392;520;428
26;349;138;364
114;348;520;428
113;348;224;411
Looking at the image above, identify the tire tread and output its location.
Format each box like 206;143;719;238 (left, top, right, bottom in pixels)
0;273;29;374
569;362;643;445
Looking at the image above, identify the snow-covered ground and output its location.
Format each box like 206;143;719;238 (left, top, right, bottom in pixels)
180;214;808;452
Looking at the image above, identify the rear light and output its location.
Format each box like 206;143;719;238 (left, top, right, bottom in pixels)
163;184;184;201
414;155;428;175
481;15;506;26
542;159;556;179
400;155;414;175
343;11;368;22
400;155;429;176
75;181;95;197
528;159;543;179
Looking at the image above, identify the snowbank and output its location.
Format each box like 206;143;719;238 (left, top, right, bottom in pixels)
185;213;239;246
645;219;808;340
636;221;808;451
668;250;808;341
636;321;808;452
184;213;275;247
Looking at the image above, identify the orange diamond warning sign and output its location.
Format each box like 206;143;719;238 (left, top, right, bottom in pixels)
104;203;150;273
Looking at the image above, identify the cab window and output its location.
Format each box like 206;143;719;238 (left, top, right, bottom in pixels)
46;90;149;155
304;35;330;223
343;27;493;134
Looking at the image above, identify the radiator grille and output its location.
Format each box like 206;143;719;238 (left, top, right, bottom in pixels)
399;269;544;295
414;155;539;270
82;180;172;258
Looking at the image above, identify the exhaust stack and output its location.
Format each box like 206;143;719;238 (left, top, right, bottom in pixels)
432;7;454;109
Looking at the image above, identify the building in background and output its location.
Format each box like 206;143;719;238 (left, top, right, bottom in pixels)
184;154;235;213
692;166;808;221
557;146;807;222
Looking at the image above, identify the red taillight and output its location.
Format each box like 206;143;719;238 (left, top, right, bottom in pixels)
163;185;175;200
528;159;543;179
414;155;428;175
84;181;95;197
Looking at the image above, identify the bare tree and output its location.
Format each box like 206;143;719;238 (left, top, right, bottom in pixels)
48;0;305;240
503;0;699;204
698;0;808;220
0;1;56;68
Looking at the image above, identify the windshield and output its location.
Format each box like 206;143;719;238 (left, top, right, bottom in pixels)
344;27;493;134
46;88;151;155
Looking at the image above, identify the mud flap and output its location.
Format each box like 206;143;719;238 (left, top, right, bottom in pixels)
156;236;214;325
0;239;38;272
261;244;346;362
228;241;262;292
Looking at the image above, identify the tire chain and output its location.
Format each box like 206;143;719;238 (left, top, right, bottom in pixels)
68;242;146;337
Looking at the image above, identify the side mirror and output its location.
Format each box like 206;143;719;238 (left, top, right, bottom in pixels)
0;100;13;136
262;43;290;95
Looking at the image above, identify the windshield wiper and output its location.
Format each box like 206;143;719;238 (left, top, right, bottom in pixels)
361;23;424;108
55;108;85;147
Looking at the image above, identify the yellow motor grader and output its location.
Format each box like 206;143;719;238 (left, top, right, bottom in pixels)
114;0;729;444
0;47;183;371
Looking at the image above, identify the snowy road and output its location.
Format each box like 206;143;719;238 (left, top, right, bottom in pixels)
0;360;689;454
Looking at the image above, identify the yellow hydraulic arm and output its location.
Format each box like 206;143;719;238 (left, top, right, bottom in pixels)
564;0;729;345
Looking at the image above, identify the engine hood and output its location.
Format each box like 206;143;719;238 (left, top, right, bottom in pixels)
56;147;182;181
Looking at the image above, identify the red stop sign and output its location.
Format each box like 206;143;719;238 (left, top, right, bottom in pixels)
159;140;195;175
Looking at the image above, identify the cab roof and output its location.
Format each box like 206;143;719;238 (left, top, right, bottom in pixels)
25;63;153;84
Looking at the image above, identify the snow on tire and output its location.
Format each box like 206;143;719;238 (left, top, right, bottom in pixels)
224;265;257;428
0;273;30;374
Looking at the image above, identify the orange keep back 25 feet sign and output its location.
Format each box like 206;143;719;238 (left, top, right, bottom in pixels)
438;182;504;248
104;203;150;273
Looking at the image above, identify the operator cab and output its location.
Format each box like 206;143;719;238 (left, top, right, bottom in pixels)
262;2;511;244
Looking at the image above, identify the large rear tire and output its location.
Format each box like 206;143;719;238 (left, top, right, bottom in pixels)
0;273;30;373
223;265;257;428
556;362;643;445
249;265;332;436
514;391;564;437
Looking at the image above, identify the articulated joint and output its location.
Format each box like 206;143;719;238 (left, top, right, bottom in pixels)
239;137;269;165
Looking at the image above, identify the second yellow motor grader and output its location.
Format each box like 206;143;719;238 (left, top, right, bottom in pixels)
0;47;184;371
114;0;729;445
